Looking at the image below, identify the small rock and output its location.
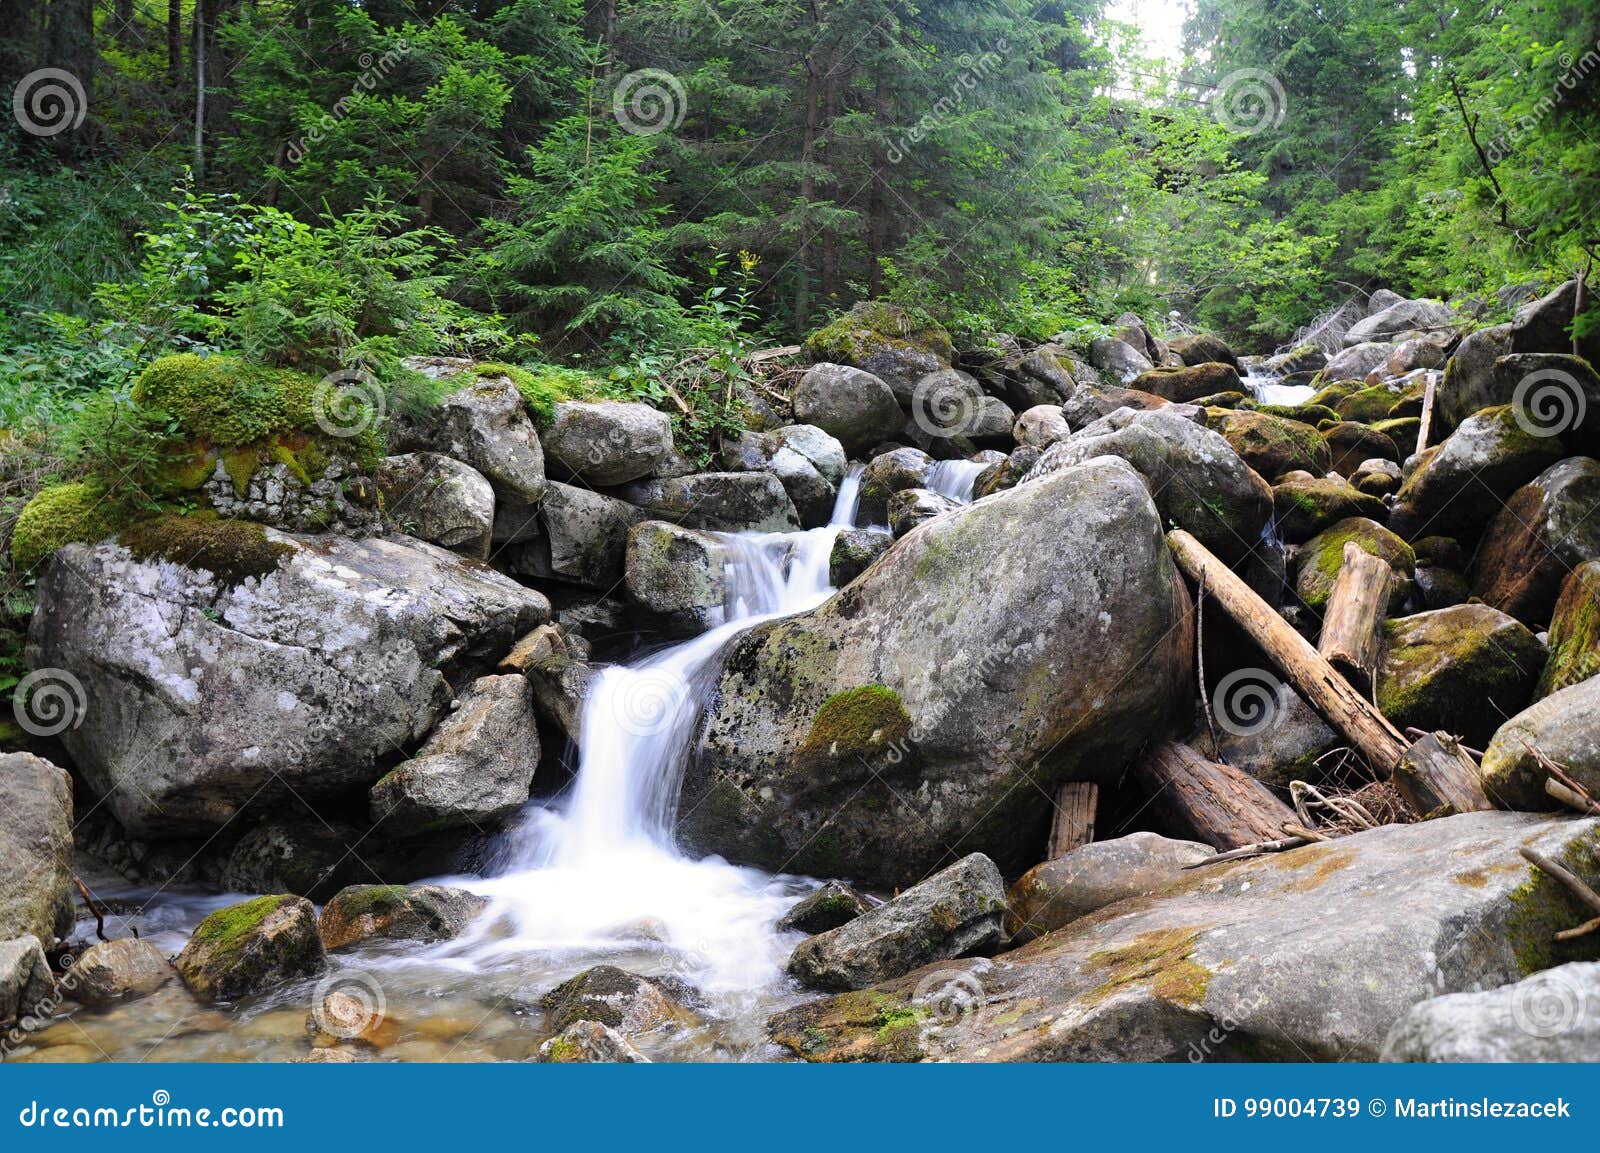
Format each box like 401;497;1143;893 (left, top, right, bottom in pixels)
537;1020;650;1063
539;965;698;1035
0;935;54;1021
777;882;874;934
176;895;325;1003
542;400;675;486
67;938;173;1005
1006;833;1213;944
887;488;959;537
319;885;488;951
1482;676;1600;809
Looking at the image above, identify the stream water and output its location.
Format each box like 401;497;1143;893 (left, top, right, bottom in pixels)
1242;367;1315;408
13;469;872;1063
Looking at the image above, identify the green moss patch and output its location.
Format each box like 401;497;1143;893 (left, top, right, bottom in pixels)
10;482;117;570
191;894;299;962
1085;926;1211;1007
767;989;927;1062
798;684;912;764
802;301;953;367
119;513;293;585
1507;830;1600;976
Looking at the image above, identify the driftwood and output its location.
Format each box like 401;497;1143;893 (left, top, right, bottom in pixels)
1131;742;1298;850
1416;372;1438;454
1520;847;1600;942
1393;731;1493;817
1317;542;1392;692
1047;781;1098;858
1184;835;1313;869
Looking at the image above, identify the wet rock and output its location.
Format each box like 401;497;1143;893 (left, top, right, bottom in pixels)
1469;458;1600;625
67;938;173;1005
792;363;904;453
542;400;674;487
1132;362;1242;403
1168;334;1239;370
856;446;932;524
680;457;1192;886
1537;562;1600;698
176;895;326;1003
973;446;1041;498
1012;404;1071;448
887;488;959;538
1384;338;1450;377
787;854;1006;991
1263;343;1327;375
319;884;488;951
1381;962;1600;1061
1482;676;1600;809
1206;409;1330;480
539;965;698;1035
27;532;547;837
624;521;731;635
505;481;643;588
376;452;495;559
1031;406;1271;564
1322;421;1399;477
390;370;547;507
1376;605;1546;747
828;527;892;588
222;817;366;903
536;1020;650;1063
1321;341;1393;382
1294;517;1415;613
1414;564;1472;610
777;882;874;935
0;935;54;1020
772;813;1600;1063
0;752;74;946
1388;406;1565;543
369;674;539;834
1271;477;1385;543
1006;833;1213;945
615;472;800;533
1089;337;1154;382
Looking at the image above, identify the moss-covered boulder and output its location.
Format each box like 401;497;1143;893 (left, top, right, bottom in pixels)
1369;416;1422;458
778;881;874;935
539;965;699;1036
1482;676;1600;809
318;884;488;951
1538;562;1600;698
1376;605;1546;747
176;894;325;1002
1295;517;1415;613
802;302;953;404
679;456;1193;887
1438;323;1513;428
1469;458;1600;625
856;447;932;524
1206;408;1331;480
1272;476;1386;543
1168;333;1239;370
623;520;730;636
9;482;117;572
1322;421;1399;476
1335;383;1410;424
1388;405;1566;543
829;527;892;588
1131;362;1242;403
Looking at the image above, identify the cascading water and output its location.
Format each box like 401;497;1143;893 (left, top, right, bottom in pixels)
924;458;987;504
1241;366;1316;408
442;466;866;1001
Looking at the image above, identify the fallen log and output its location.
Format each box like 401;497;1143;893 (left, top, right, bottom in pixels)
1416;371;1438;454
1130;742;1298;850
1047;781;1098;858
1317;542;1392;692
1393;731;1493;816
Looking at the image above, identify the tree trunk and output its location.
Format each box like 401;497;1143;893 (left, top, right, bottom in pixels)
1395;732;1493;817
168;0;182;82
1130;743;1297;850
794;51;820;333
1317;542;1392;692
1047;782;1098;858
193;0;206;182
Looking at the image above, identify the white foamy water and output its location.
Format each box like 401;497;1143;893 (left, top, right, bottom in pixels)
925;458;987;503
1243;368;1315;408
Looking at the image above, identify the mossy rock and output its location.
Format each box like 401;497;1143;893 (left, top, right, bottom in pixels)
1295;516;1415;613
797;684;913;766
1206;408;1331;480
118;513;293;586
318;884;489;951
1538;561;1600;698
1258;403;1340;426
1306;380;1360;409
1375;604;1546;747
802;301;953;368
1131;362;1241;403
1322;421;1399;476
1271;476;1386;543
10;482;117;570
766;988;927;1062
1334;383;1408;424
175;894;325;1003
469;361;607;426
1369;416;1421;458
1505;828;1600;976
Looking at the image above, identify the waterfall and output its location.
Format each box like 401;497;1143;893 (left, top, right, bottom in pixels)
1241;366;1316;408
453;466;865;992
924;459;987;503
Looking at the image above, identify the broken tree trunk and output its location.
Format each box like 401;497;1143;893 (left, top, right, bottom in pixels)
1168;529;1410;776
1130;742;1298;850
1317;541;1393;692
1394;731;1493;816
1416;372;1438;455
1047;781;1098;858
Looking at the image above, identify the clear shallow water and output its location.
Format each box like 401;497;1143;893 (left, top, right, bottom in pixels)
15;470;869;1064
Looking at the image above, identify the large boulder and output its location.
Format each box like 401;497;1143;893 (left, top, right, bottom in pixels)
539;965;698;1036
67;938;173;1005
802;302;954;404
1168;334;1239;370
1271;476;1385;543
722;425;846;526
1088;338;1154;382
1005;833;1213;945
390;371;547;507
27;529;547;837
623;521;731;635
222;816;367;902
1321;342;1393;382
0;752;73;946
1439;323;1513;428
901;371;1015;454
376;452;494;559
1206;409;1331;480
504;481;643;588
787;854;1006;991
541;400;674;486
319;884;488;950
1469;458;1600;625
369;673;539;833
770;813;1600;1062
1538;562;1600;698
1343;298;1455;347
1200;687;1340;789
1132;363;1241;403
1295;517;1414;613
1388;406;1565;543
678;456;1193;886
1481;676;1600;809
1375;605;1546;747
1510;278;1600;364
1028;407;1272;564
1381;962;1600;1061
1483;354;1600;452
791;363;904;453
1013;345;1079;406
615;472;800;533
0;936;54;1021
1322;422;1399;476
176;894;326;1002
